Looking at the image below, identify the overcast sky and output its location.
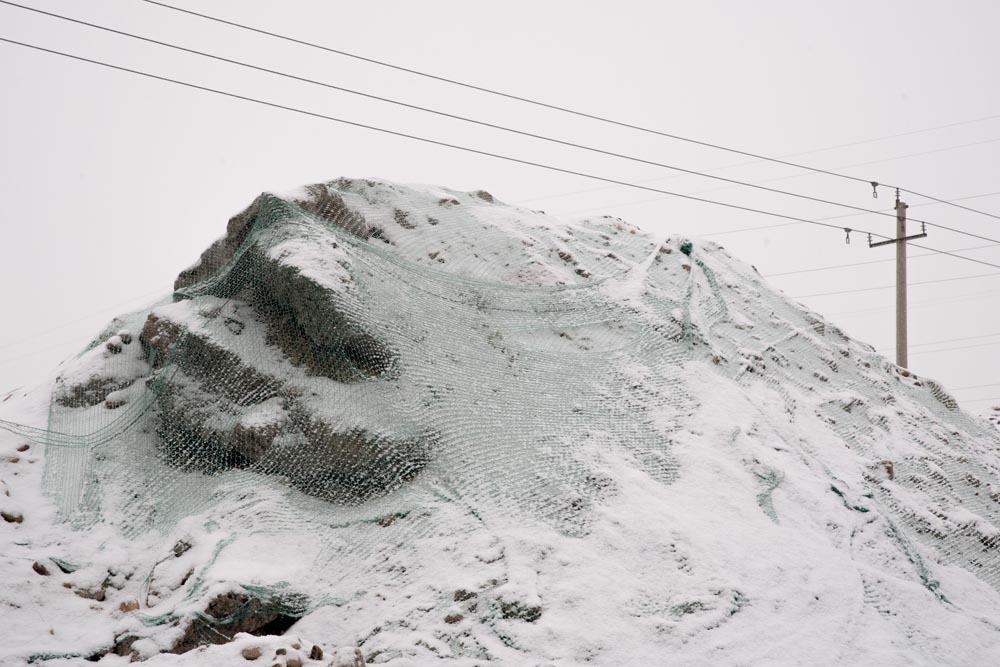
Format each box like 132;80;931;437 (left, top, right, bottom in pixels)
1;0;999;414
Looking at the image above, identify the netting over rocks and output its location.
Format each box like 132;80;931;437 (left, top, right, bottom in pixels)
5;177;1000;662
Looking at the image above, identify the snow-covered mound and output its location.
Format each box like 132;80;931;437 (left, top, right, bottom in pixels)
2;178;1000;665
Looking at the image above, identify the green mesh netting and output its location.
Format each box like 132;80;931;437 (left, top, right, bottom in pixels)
3;178;1000;658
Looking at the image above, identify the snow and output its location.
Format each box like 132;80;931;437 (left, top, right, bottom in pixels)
2;178;1000;665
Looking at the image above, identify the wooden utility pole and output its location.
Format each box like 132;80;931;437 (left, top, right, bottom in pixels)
867;188;926;369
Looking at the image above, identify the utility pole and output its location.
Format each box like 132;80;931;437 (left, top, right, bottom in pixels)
895;195;909;368
867;187;926;368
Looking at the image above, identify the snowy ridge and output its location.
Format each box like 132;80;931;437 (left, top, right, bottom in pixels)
1;177;1000;665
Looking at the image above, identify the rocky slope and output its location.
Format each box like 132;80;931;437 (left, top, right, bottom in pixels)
2;177;1000;665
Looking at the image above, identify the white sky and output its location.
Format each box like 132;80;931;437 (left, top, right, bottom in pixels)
1;0;999;413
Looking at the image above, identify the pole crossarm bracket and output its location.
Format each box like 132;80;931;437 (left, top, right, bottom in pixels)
867;231;928;248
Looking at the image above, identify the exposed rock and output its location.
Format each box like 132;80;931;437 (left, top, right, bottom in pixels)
170;590;300;654
173;540;192;557
294;184;370;239
247;246;395;380
32;561;49;576
327;647;366;667
242;646;262;660
310;645;324;660
500;599;542;622
119;598;140;613
104;397;127;410
113;634;138;659
393;208;416;229
140;312;185;369
175;194;264;291
229;421;282;464
75;587;106;601
1;510;23;523
445;613;463;624
55;376;134;408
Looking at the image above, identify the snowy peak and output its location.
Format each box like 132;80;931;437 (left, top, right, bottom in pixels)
179;178;658;293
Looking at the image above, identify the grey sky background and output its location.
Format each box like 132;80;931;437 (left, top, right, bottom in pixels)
1;0;999;413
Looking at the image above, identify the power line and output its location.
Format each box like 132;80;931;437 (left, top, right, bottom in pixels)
565;147;1000;222
0;2;951;235
960;397;1000;405
901;185;1000;222
792;270;1000;299
875;331;1000;352
787;114;1000;156
765;242;999;278
0;285;168;354
17;1;998;251
6;33;999;282
908;340;1000;357
828;286;1000;317
950;382;1000;392
140;0;1000;225
905;241;1000;270
0;36;905;244
518;123;1000;206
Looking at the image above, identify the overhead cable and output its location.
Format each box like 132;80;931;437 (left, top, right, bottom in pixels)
139;0;1000;224
0;36;904;243
792;270;1000;298
766;243;999;278
0;1;952;232
5;34;1000;279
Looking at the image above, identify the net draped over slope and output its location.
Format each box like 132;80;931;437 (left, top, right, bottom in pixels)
8;178;1000;662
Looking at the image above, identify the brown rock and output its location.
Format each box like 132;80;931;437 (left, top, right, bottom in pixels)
309;645;323;660
241;646;262;660
120;599;140;613
230;422;281;464
16;444;29;452
75;588;106;602
174;194;264;291
445;613;463;624
170;591;287;654
293;184;370;239
32;561;49;576
140;313;184;368
1;510;23;523
286;657;303;667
